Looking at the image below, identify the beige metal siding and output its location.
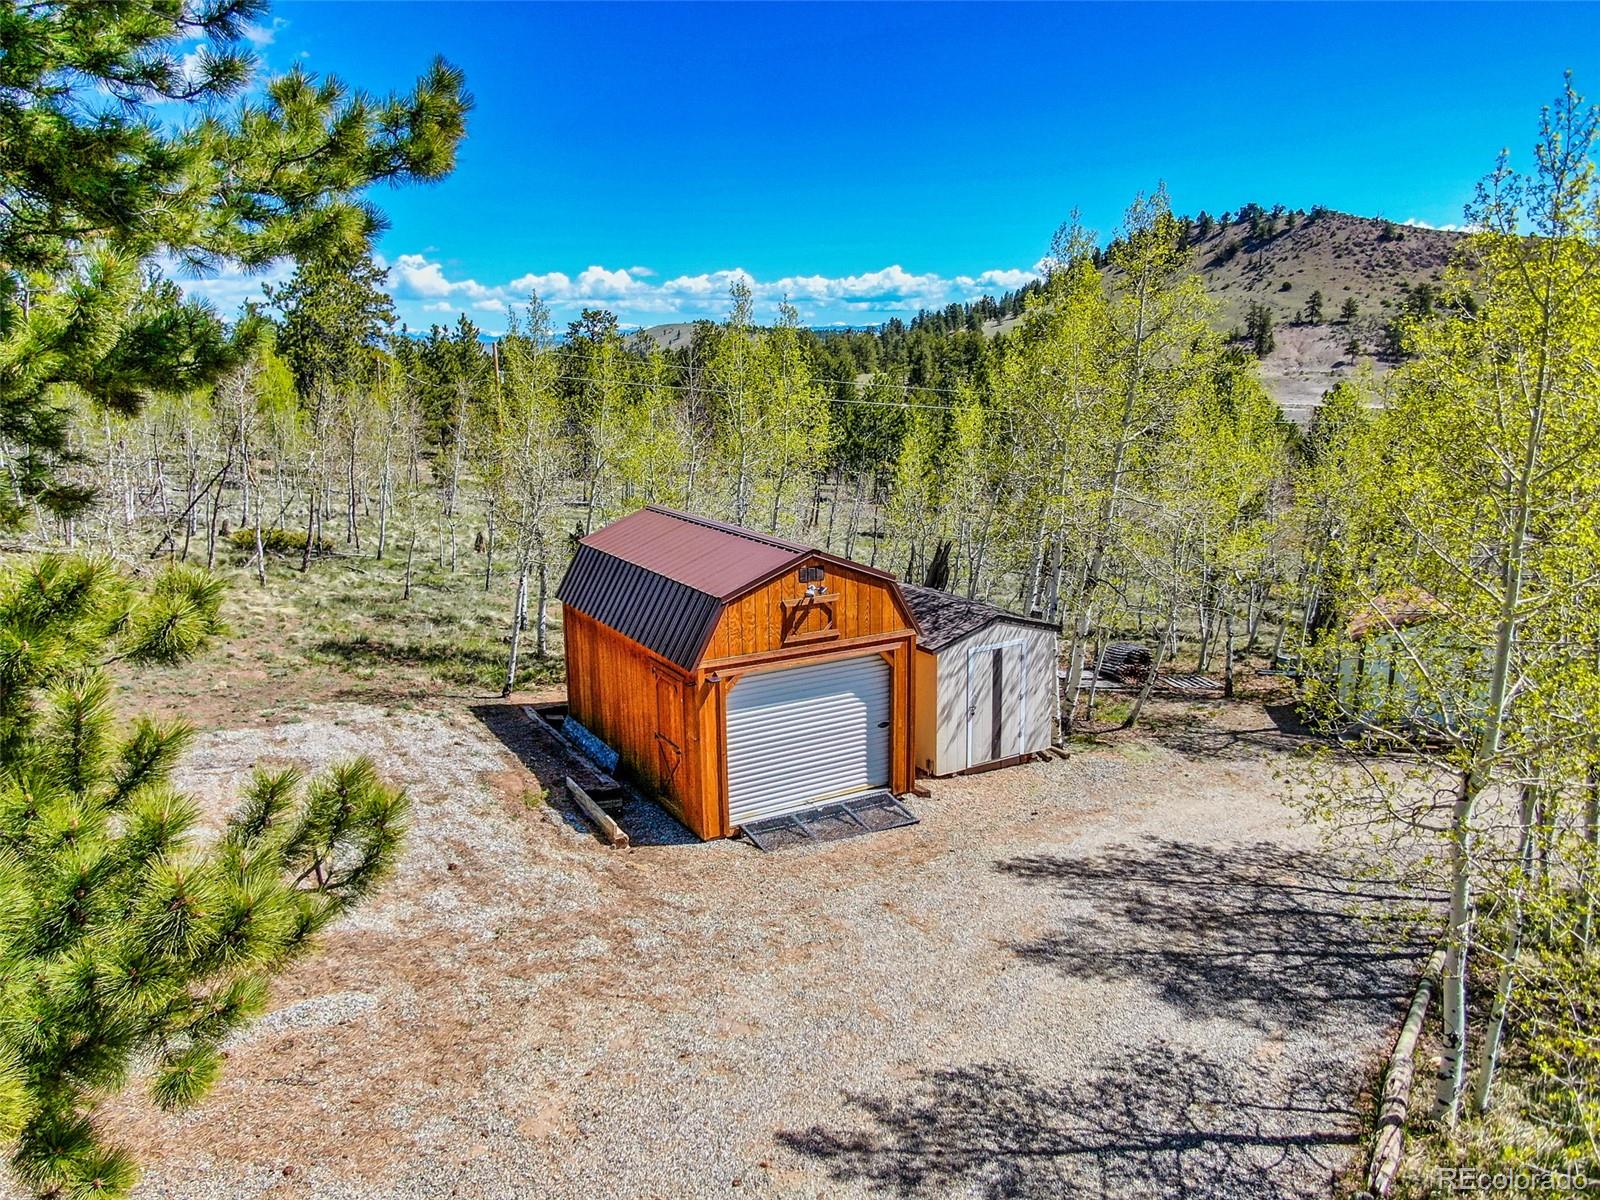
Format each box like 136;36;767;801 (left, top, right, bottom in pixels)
913;649;939;775
924;623;1058;775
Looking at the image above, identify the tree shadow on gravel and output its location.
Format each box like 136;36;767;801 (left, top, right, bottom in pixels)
999;840;1435;1026
779;1041;1360;1200
1139;702;1318;762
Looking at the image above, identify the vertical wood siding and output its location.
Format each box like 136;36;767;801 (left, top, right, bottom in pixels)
563;606;716;836
563;554;919;840
701;556;913;662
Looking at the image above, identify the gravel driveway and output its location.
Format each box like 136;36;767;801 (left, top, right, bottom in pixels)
62;699;1427;1200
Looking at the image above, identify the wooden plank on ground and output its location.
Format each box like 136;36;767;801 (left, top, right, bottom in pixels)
520;706;615;792
565;775;630;848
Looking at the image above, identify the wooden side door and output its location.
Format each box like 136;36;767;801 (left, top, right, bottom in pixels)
653;669;686;801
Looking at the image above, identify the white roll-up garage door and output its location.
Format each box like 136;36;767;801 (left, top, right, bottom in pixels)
726;654;892;826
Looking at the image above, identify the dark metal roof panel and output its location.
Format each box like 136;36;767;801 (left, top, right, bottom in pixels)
557;543;724;669
901;583;1060;653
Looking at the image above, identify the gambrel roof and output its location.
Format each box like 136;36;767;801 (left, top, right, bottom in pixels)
557;506;913;669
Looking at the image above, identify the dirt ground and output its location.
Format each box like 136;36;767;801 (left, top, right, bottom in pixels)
48;693;1428;1200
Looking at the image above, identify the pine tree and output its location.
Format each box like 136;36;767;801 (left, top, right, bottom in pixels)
0;557;407;1198
0;0;469;526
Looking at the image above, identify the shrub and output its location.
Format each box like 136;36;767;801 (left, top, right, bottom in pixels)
227;527;336;557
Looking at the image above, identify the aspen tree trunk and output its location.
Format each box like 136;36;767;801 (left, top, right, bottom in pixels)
153;437;170;528
1583;756;1599;951
205;471;223;569
376;432;392;560
253;506;266;587
403;527;417;600
179;468;194;561
1064;279;1148;730
843;473;864;561
1123;598;1178;730
236;410;252;529
1271;604;1290;662
347;417;360;550
1045;536;1066;622
300;491;315;573
1436;417;1540;1126
1024;515;1049;615
536;557;550;658
503;567;528;697
484;503;496;592
1059;558;1095;725
1084;641;1110;722
1222;604;1235;698
1471;785;1539;1114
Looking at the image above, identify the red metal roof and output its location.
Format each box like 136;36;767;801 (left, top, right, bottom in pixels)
581;506;807;601
557;506;915;669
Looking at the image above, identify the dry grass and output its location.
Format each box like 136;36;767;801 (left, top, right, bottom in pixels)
118;537;565;728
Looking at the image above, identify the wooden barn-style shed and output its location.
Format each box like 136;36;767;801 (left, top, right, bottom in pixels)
556;507;920;840
902;584;1059;776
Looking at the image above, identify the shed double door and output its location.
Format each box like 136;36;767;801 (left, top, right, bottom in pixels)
725;654;892;827
966;640;1025;768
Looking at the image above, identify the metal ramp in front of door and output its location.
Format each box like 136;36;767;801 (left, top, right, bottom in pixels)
741;790;919;852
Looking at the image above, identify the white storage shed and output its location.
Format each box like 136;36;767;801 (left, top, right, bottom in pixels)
903;585;1060;776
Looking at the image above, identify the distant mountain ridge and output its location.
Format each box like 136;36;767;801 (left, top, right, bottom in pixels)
633;209;1466;420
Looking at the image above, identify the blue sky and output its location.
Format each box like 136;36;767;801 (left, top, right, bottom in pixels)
183;1;1600;333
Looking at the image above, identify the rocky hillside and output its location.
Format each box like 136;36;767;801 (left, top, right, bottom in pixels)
981;209;1464;421
634;210;1466;423
1187;208;1460;329
1187;210;1460;420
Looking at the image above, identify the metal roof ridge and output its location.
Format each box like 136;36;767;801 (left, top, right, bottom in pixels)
600;551;724;604
639;504;812;555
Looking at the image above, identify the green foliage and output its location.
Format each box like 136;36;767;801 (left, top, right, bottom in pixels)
225;527;336;557
1298;75;1600;1141
262;250;396;415
1244;301;1276;356
0;556;407;1198
1304;288;1324;322
0;0;469;525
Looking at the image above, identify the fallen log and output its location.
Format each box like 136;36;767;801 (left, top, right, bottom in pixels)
1364;943;1448;1197
565;775;630;849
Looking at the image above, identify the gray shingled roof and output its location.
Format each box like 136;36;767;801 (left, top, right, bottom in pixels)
901;584;1059;653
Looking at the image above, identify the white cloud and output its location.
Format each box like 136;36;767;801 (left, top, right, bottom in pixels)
410;254;1037;322
1401;217;1467;233
157;256;292;313
242;18;287;47
166;250;1044;330
177;43;210;88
